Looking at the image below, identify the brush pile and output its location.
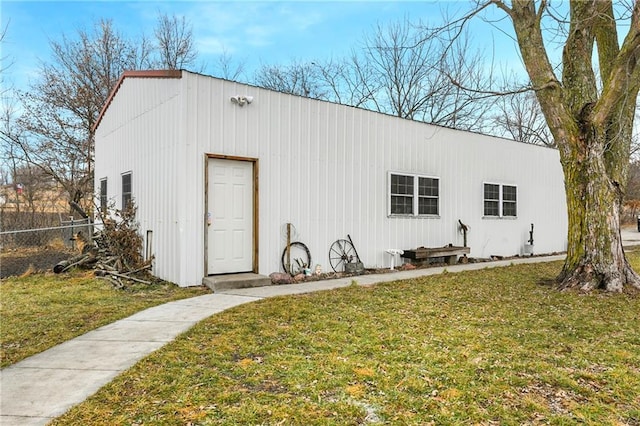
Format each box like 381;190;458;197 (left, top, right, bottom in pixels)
53;203;152;288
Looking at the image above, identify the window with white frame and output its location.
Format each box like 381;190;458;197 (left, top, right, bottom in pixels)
389;172;439;216
502;185;517;216
122;172;132;209
99;178;108;213
484;183;517;217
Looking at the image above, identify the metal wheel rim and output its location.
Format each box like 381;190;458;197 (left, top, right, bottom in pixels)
281;241;311;275
329;239;356;272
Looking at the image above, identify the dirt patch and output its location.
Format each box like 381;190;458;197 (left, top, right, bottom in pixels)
1;248;76;278
519;382;586;415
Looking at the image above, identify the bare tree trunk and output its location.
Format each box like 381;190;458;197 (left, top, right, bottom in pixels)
489;0;640;292
558;135;640;292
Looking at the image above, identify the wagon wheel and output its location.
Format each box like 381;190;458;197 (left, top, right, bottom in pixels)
281;242;311;275
329;239;357;272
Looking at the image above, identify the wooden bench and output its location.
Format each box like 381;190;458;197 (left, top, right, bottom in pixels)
401;244;470;265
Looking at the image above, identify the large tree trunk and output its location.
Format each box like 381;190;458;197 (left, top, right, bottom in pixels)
493;0;640;292
558;133;640;292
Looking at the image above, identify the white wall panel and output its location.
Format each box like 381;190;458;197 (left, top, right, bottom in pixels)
95;77;185;284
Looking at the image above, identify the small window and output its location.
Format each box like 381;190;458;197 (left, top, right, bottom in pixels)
122;172;132;209
502;185;517;217
484;183;517;218
483;184;500;217
99;178;108;213
390;174;414;215
418;177;439;215
389;172;439;216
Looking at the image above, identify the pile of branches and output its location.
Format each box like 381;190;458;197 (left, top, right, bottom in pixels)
54;203;153;288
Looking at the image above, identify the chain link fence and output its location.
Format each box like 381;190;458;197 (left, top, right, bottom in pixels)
1;219;93;249
1;219;96;278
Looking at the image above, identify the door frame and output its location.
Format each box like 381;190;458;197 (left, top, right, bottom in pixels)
204;154;259;275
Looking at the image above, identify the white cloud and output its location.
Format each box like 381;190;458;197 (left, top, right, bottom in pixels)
276;4;325;31
197;36;234;56
182;2;330;56
243;24;277;48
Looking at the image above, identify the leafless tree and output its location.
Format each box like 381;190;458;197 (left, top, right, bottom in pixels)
211;49;245;81
626;159;640;200
254;60;328;99
254;54;379;108
253;18;495;132
624;107;640;204
493;89;553;146
0;101;61;229
1;100;27;212
0;22;12;96
6;14;201;214
358;19;436;119
11;165;59;227
153;12;198;70
356;18;495;131
315;55;380;108
10;19;150;212
0;22;17;200
632;106;640;160
428;32;498;131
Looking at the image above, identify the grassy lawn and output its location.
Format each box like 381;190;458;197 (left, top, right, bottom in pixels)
0;271;209;367
50;258;640;425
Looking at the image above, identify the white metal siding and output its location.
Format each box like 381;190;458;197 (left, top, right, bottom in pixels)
96;71;567;287
95;77;185;284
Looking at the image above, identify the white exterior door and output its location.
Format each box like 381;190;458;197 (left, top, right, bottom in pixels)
207;158;254;274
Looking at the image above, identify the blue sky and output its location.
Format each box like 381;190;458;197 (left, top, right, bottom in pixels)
1;1;523;92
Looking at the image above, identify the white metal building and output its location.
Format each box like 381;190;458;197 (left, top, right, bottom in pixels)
94;70;567;287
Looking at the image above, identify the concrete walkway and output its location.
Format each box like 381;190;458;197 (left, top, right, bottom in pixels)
5;232;640;426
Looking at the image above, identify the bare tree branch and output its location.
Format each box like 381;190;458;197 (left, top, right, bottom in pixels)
153;12;199;70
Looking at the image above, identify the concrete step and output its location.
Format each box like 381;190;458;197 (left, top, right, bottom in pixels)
202;273;272;292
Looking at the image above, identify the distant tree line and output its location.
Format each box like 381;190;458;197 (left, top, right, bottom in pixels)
253;18;553;145
1;11;557;222
0;14;207;218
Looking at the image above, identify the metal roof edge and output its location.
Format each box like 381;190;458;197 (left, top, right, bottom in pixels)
92;70;183;133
